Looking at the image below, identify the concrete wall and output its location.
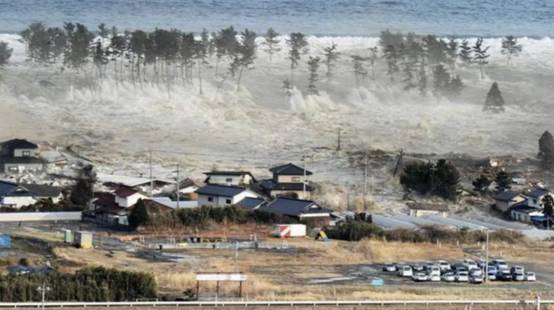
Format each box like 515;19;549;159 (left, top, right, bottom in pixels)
0;212;82;222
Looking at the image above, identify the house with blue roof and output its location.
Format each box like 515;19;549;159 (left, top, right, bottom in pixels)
525;187;553;208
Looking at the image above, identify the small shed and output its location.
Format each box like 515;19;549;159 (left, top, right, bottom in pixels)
407;202;448;217
63;229;74;243
0;234;11;248
74;231;93;249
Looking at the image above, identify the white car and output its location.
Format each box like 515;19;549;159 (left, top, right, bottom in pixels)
487;271;497;281
492;259;509;270
526;272;536;282
427;265;441;277
469;274;484;284
383;263;397;272
429;274;441;282
512;271;525;281
412;272;429;282
463;259;478;270
469;268;483;277
442;272;456;282
398;265;413;277
456;271;469;282
438;260;451;272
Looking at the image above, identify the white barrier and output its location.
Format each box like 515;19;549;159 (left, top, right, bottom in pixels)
0;299;551;308
0;212;82;222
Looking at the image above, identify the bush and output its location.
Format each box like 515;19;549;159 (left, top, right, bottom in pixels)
400;159;460;200
325;220;384;241
174;205;294;228
0;267;157;302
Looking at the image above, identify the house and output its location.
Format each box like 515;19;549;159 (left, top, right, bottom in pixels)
407;202;448;217
1;183;63;208
0;139;45;174
494;191;526;212
92;192;130;226
114;187;148;208
0;139;39;158
236;197;266;210
259;163;313;199
259;197;332;226
196;184;259;207
510;204;543;224
204;171;256;187
525;187;553;209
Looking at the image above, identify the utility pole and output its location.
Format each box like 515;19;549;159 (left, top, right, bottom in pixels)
393;148;404;176
149;150;153;197
363;152;369;211
37;282;50;310
336;128;342;151
176;163;180;209
302;155;307;198
484;228;490;283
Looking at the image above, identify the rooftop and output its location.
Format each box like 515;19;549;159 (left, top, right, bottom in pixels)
260;197;331;217
526;187;550;199
259;180;313;192
0;139;38;150
196;184;249;197
494;190;522;202
6;184;62;198
237;197;266;210
270;163;312;176
114;186;140;198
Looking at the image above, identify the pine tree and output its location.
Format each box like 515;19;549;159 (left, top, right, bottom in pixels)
446;39;458;70
501;35;522;65
472;174;492;192
323;43;339;79
383;44;399;82
0;41;12;67
286;32;308;85
472;37;490;78
543;195;554;229
483;82;505;112
231;29;257;89
263;28;280;62
538;131;554;168
458;39;472;65
495;170;511;191
128;199;149;229
307;56;321;94
351;55;368;88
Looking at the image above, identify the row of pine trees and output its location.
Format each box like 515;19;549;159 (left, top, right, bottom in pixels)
0;23;523;101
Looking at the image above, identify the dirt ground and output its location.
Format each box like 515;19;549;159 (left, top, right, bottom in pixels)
3;223;554;301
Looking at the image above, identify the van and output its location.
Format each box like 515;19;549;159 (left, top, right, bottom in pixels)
398;265;413;277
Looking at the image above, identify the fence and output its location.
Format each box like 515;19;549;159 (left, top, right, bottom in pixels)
0;212;82;222
0;299;551;308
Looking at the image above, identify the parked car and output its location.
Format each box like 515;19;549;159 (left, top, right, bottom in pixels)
411;264;425;272
383;263;397;272
412;272;429;282
463;259;478;270
442;272;456;282
487;265;498;274
469;267;483;277
525;272;536;282
510;265;525;274
453;263;467;272
437;260;451;272
427;265;441;277
497;270;512;281
469;274;484;284
398;265;413;277
492;259;509;270
512;271;525;281
429;274;441;282
456;271;469;282
487;271;497;281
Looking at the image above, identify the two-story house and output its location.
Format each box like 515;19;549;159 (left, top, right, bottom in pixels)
203;171;256;187
259;163;312;199
525;187;553;208
0;139;45;174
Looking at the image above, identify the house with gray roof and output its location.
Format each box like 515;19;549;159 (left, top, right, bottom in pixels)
236;197;266;210
259;197;332;226
1;183;63;208
494;190;526;212
260;163;313;199
196;184;259;207
525;187;553;208
204;171;256;187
